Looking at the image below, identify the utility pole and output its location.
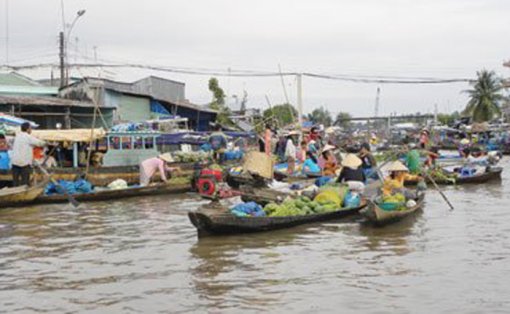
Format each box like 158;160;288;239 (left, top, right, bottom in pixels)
297;73;303;129
374;87;380;117
59;32;65;88
5;0;9;64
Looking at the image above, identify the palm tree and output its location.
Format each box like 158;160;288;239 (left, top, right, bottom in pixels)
464;70;505;122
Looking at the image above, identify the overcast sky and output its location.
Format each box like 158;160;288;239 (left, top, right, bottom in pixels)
1;0;509;117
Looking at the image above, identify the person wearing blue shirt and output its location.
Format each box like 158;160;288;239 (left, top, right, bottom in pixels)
302;151;321;174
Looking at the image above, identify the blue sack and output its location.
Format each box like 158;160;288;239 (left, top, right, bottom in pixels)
343;191;361;208
315;176;331;187
230;202;266;217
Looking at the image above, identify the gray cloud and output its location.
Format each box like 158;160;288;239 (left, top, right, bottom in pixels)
2;0;509;116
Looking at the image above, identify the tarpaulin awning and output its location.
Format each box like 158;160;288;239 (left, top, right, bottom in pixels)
32;128;106;142
0;113;39;128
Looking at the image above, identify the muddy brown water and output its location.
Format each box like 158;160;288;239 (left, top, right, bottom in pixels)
1;159;509;313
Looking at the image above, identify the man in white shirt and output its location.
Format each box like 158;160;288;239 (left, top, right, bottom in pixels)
284;131;298;175
11;122;45;186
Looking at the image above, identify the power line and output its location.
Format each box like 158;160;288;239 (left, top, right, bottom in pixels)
0;62;475;84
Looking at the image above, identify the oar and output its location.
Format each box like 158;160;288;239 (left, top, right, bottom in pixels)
34;163;81;208
422;169;454;211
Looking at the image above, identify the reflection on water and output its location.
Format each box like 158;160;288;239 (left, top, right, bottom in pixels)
1;160;510;313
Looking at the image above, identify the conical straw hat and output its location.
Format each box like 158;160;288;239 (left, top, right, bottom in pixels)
386;160;409;172
158;153;174;163
341;154;362;169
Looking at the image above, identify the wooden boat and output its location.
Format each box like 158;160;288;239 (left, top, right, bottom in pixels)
273;170;321;182
0;163;194;187
188;199;368;237
34;182;191;204
405;167;503;186
0;179;48;208
360;194;425;226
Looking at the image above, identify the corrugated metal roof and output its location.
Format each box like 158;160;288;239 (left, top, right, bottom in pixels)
0;72;42;86
65;77;217;114
0;95;114;109
0;85;58;96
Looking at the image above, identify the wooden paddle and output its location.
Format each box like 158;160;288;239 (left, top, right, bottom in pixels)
34;163;80;208
422;169;454;211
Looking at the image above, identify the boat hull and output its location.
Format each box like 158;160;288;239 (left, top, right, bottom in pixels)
188;200;367;237
361;194;425;226
0;180;48;208
405;167;502;186
35;183;191;204
0;163;195;187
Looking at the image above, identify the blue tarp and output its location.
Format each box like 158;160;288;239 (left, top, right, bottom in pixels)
150;100;171;115
157;131;255;146
44;179;94;195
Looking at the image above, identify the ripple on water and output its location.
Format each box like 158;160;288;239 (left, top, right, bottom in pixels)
1;161;510;313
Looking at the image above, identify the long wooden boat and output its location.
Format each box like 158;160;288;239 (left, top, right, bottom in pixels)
0;179;48;208
405;167;503;186
34;182;191;204
273;170;321;182
360;194;425;226
188;199;368;237
0;163;195;187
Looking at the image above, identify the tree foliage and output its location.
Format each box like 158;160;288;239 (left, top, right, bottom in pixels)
307;106;333;126
263;103;297;127
463;70;505;122
208;77;232;125
335;112;353;129
437;111;460;126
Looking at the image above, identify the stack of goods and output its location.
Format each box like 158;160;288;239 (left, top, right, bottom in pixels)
230;202;266;217
108;179;128;190
428;168;456;183
173;151;210;163
45;179;93;195
263;194;343;217
224;150;244;161
377;193;406;211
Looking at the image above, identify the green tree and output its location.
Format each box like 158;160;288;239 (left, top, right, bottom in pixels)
335;112;352;129
307;106;333;126
263;103;297;127
437;111;460;126
464;70;505;122
208;77;231;125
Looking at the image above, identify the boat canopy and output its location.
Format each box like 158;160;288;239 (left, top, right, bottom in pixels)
32;128;106;142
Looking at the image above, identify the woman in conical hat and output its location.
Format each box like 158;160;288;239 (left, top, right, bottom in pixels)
139;153;180;186
382;160;420;196
336;154;365;193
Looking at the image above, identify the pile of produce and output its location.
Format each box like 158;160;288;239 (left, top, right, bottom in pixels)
167;176;192;185
378;193;407;211
427;168;457;183
263;195;340;217
173;151;210;163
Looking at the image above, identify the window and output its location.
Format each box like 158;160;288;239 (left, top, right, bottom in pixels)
109;137;120;150
145;137;154;149
134;137;144;149
122;137;132;150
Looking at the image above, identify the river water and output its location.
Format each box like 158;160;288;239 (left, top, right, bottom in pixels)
1;159;509;313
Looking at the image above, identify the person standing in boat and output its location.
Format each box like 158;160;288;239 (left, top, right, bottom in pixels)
139;153;180;186
264;124;272;157
284;131;299;175
11;122;46;186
